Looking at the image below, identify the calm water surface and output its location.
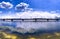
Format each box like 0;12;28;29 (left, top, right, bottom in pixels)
0;21;60;33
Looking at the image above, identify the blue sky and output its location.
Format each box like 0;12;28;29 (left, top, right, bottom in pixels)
0;0;60;18
0;0;60;12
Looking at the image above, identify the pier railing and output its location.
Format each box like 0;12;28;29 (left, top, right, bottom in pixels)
0;18;60;22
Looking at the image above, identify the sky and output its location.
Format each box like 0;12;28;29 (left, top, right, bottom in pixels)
0;0;60;18
0;0;60;11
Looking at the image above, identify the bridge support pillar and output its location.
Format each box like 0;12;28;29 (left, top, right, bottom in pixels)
56;19;59;21
11;19;13;21
22;19;24;21
47;19;49;22
34;19;37;22
3;19;5;21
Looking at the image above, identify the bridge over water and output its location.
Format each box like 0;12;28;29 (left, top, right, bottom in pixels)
0;18;60;22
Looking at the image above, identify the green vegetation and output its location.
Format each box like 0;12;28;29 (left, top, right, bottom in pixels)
0;26;60;39
0;32;60;39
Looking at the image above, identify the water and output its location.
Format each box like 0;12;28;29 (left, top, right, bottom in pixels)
0;21;60;34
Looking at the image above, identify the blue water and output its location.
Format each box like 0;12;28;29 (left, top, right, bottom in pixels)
0;21;60;34
0;21;60;29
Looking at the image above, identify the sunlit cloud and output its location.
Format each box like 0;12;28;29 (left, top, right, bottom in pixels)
0;1;13;9
15;2;33;11
16;11;60;18
0;11;60;19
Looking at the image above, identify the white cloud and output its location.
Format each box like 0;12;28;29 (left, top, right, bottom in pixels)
16;11;60;19
15;2;33;11
0;1;13;9
0;11;60;19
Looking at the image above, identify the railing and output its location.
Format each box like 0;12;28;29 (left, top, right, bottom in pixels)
0;18;60;22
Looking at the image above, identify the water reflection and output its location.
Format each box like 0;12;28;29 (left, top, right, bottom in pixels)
0;21;60;33
16;22;60;30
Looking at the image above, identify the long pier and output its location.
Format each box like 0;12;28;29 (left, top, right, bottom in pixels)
0;18;60;22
